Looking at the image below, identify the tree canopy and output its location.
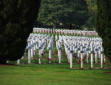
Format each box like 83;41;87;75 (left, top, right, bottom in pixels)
96;0;111;61
0;0;41;63
38;0;89;28
84;0;97;30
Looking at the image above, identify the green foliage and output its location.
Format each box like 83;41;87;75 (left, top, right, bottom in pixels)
0;0;41;63
96;0;111;61
85;0;97;30
38;0;89;28
85;0;97;13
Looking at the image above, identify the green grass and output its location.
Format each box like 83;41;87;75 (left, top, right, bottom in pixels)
1;33;109;85
0;64;111;85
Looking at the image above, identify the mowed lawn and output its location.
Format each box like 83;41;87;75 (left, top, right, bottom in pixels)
0;64;111;85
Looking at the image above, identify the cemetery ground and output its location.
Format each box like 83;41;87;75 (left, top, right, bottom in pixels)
0;33;111;85
0;64;111;85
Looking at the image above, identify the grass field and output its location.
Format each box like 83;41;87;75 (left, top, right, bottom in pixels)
0;64;111;85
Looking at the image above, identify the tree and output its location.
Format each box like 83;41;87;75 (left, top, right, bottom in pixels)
38;0;89;28
64;0;89;27
85;0;97;30
0;0;41;64
96;0;111;61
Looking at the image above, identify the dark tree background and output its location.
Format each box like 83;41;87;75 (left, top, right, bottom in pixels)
38;0;89;28
0;0;41;63
85;0;97;30
96;0;111;61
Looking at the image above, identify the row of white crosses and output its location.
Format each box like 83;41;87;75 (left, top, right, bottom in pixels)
27;34;63;64
33;27;52;33
27;34;53;64
55;29;98;36
47;35;53;63
33;27;98;36
60;35;105;69
55;35;62;64
16;33;59;64
16;33;105;69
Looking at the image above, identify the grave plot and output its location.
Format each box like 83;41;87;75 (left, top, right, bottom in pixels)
7;28;110;69
33;27;98;36
62;35;104;69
